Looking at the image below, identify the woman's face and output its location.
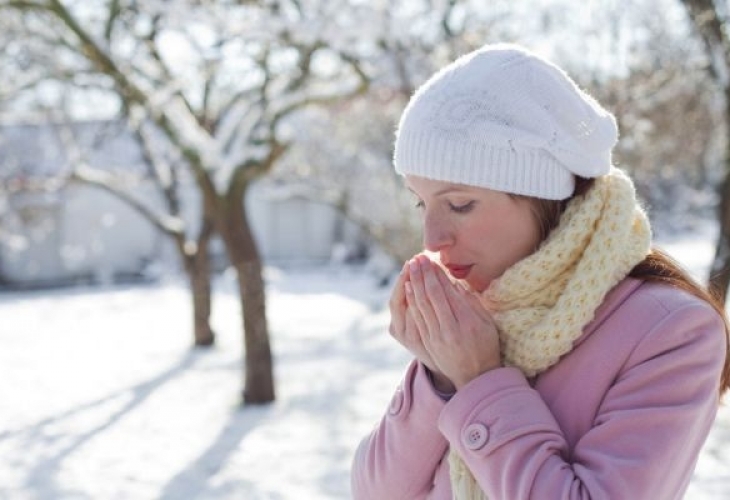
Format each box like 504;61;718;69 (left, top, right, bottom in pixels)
406;175;542;292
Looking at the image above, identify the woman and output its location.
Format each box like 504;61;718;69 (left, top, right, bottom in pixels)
351;44;730;500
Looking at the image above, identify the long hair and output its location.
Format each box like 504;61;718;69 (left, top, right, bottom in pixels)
524;177;730;396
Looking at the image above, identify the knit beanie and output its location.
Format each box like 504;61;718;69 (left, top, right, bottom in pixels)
393;44;618;200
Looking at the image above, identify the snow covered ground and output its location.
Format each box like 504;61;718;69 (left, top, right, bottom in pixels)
0;228;729;499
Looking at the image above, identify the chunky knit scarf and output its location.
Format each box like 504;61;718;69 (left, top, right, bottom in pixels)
449;168;652;500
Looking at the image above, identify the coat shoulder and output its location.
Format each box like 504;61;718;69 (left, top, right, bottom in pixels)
592;278;725;358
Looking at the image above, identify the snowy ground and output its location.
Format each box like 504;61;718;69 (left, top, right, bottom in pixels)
1;228;729;499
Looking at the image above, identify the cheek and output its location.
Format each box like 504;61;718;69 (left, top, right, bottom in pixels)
472;213;540;267
512;216;541;253
500;200;541;248
506;220;541;261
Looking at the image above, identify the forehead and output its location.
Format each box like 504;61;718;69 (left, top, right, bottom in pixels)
405;175;477;196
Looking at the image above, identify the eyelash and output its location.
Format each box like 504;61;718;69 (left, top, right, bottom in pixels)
414;200;475;213
450;201;475;213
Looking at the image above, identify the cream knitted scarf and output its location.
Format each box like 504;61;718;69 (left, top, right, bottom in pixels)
449;168;652;500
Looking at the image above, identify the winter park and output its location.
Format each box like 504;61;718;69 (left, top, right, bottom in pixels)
2;1;730;499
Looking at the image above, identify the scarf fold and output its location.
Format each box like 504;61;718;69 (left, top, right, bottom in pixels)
449;168;652;500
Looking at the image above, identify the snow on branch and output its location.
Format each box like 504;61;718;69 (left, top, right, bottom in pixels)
55;120;185;236
69;165;185;236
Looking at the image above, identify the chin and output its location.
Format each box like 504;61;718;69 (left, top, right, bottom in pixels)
466;277;489;293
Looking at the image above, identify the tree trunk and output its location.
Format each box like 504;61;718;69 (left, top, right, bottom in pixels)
219;181;275;404
178;217;216;347
238;256;274;404
679;0;730;303
188;252;215;346
709;150;730;304
190;219;216;346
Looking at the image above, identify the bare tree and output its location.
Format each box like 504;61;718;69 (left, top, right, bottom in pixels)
275;0;720;272
277;1;505;266
55;117;218;346
280;95;421;265
0;1;217;346
1;0;368;404
584;3;721;227
679;0;730;300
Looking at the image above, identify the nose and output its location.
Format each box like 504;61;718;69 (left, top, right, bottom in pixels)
422;212;453;252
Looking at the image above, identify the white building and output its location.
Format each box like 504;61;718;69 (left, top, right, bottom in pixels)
0;121;362;287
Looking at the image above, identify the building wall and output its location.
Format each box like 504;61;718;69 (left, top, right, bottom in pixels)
248;186;344;264
0;180;361;287
0;183;161;286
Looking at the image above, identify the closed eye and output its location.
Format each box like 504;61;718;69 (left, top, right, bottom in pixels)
449;201;475;213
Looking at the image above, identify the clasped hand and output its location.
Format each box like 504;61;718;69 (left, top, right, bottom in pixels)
388;254;501;391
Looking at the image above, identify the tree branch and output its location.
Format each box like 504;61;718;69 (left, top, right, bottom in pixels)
70;166;185;237
103;0;121;43
680;0;729;84
269;49;369;131
283;36;326;93
131;119;183;217
53;117;185;237
46;0;146;102
42;0;215;192
0;0;48;9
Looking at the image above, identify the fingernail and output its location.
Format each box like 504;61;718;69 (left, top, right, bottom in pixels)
409;259;419;273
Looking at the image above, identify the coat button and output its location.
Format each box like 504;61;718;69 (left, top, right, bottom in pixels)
462;423;489;450
388;389;404;415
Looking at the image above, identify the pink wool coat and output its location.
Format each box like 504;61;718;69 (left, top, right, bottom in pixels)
351;278;726;499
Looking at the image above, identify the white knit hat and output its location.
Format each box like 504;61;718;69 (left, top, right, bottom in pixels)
393;44;618;200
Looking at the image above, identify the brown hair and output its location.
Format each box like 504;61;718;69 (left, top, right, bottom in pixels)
525;177;730;397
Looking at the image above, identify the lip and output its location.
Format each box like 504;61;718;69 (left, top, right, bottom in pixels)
445;264;473;280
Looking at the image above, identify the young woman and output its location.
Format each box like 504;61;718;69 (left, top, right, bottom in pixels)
351;44;730;500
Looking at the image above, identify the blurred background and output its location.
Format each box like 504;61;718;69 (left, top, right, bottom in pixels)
0;0;728;498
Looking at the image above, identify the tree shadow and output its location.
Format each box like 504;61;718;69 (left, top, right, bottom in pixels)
157;404;271;500
11;349;199;499
273;312;408;498
144;307;399;500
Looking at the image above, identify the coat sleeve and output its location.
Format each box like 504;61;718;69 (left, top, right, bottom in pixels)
438;300;726;500
351;359;450;499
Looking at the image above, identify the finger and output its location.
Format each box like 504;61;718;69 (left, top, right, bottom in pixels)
388;263;410;336
433;268;496;330
389;262;409;309
461;287;492;316
420;259;458;329
405;283;429;337
404;307;424;345
408;257;441;331
434;266;465;321
453;289;498;336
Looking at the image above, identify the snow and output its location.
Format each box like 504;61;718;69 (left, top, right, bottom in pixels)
1;231;729;499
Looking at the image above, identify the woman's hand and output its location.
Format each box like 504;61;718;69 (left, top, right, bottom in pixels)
405;255;502;389
389;261;455;393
